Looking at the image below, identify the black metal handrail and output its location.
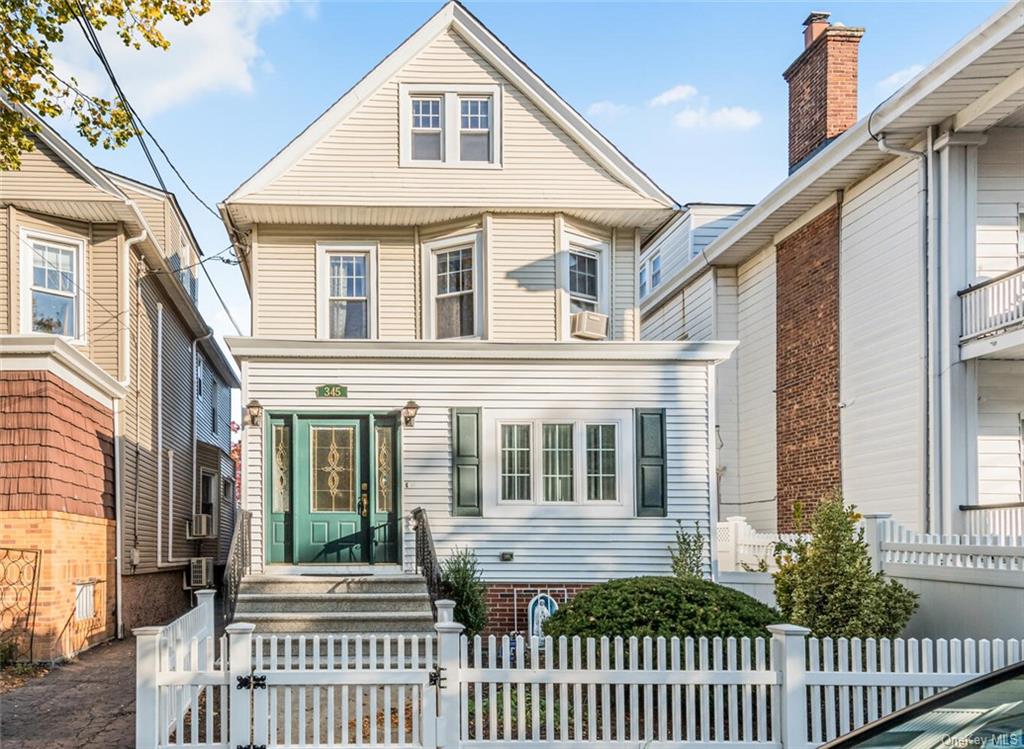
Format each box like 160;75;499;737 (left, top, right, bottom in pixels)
222;510;252;623
957;264;1024;296
410;507;442;605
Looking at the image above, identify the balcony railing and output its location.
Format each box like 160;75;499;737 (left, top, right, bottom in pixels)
960;502;1024;537
960;265;1024;341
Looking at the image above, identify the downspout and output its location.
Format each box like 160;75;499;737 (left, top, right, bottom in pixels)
192;332;214;529
877;134;932;531
114;230;145;639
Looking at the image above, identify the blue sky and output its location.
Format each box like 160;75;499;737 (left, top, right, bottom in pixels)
47;0;1003;381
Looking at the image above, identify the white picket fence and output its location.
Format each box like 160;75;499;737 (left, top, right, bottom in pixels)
136;598;1024;749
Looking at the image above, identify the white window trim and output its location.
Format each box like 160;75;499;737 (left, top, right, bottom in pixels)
558;230;611;340
639;252;662;298
422;231;484;340
197;468;219;534
315;241;378;340
483;409;633;518
399;83;503;169
19;227;87;345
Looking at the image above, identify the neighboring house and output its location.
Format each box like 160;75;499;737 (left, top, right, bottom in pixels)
640;5;1024;537
221;1;734;635
0;106;239;661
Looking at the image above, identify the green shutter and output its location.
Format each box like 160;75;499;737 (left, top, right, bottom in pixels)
451;408;482;516
635;409;667;517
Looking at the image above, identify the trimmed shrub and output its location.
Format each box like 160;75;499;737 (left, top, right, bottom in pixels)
542;576;780;640
773;495;918;638
440;547;488;638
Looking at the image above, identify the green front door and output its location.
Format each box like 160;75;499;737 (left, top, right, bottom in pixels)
294;418;370;564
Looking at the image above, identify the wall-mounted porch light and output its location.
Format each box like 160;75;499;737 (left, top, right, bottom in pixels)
402;400;420;427
245;399;263;427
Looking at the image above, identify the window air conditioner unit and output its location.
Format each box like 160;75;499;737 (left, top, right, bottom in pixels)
185;557;214;590
570;311;609;340
186;513;213;539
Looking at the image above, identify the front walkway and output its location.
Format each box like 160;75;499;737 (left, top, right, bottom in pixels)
0;638;135;749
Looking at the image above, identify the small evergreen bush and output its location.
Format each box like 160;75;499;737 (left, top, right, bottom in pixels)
773;495;918;638
542;576;780;640
669;520;706;579
440;547;488;637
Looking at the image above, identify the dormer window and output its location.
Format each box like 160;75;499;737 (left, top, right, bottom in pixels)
400;84;501;168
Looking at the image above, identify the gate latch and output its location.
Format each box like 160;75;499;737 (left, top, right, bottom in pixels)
429;665;446;688
236;673;267;690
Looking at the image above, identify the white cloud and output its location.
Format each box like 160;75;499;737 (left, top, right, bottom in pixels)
586;100;628;118
53;1;289;118
648;84;698;108
673;106;762;130
877;64;924;96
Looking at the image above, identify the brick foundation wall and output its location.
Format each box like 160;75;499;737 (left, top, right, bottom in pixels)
484;583;592;636
776;206;842;532
0;511;116;661
122;569;191;632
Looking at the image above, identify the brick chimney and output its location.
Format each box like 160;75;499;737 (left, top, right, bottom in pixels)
783;12;865;171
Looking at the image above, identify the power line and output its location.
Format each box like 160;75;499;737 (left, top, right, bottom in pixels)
201;260;244;336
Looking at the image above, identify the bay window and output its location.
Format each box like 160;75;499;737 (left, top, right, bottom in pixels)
317;242;376;339
568;250;599;314
423;232;482;339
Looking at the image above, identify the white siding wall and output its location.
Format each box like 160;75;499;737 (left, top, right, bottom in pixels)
975;128;1024;279
839;158;925;528
640;214;692;292
682;271;715;341
489;215;556;341
689;205;750;260
241;357;714;581
736;245;777;531
715;269;740;518
976;360;1024;507
640;293;684;341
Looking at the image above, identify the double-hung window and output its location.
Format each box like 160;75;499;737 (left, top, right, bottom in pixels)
411;96;443;161
401;84;501;167
198;470;217;531
317;243;376;340
494;416;624;510
568;250;599;314
639;253;662;298
639;265;649;299
435;247;475;338
23;232;84;340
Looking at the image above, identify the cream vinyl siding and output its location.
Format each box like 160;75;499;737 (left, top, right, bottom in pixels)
253;225;418;339
241;357;714;579
0;140;114;203
690;205;749;259
976;360;1024;507
682;270;715;341
0;207;9;332
714;268;740;517
489;215;556;341
612;229;638;340
244;29;661;212
640;293;684;341
736;245;777;531
975;128;1024;279
839;158;925;528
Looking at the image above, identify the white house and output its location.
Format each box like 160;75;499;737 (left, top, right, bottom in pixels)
641;4;1024;537
221;1;734;634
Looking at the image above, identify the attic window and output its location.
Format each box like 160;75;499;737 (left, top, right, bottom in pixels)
400;84;501;168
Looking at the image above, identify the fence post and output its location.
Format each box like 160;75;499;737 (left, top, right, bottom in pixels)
862;513;891;574
195;589;216;639
769;623;811;749
227;622;255;748
134;626;163;749
435;599;465;749
721;516;746;572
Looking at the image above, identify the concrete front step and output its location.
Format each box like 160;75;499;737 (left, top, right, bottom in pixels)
235;591;430;614
238;574;428;596
238;611;435;635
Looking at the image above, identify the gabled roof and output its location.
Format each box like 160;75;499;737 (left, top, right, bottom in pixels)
224;1;675;208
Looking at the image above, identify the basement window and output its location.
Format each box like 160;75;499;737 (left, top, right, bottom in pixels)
400;84;501;168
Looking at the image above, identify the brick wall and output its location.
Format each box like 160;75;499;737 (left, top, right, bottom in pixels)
0;371;114;517
784;26;864;169
484;582;592;636
776;206;842;532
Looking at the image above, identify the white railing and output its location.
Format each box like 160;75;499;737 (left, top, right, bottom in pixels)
137;597;1024;749
960;265;1024;340
717;516;802;572
876;516;1024;580
962;503;1024;537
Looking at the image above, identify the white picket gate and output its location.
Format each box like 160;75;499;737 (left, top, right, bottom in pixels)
137;598;1024;749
